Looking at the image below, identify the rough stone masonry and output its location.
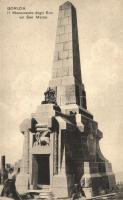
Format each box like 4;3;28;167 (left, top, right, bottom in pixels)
16;1;116;199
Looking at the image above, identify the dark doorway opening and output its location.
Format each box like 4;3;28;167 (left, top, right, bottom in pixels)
36;155;50;185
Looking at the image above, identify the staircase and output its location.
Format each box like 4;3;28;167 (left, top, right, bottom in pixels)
38;189;57;199
27;186;57;200
89;192;117;199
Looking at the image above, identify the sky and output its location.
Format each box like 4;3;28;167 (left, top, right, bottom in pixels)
0;0;123;178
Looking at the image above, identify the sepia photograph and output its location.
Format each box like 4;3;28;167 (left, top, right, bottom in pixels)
0;0;123;199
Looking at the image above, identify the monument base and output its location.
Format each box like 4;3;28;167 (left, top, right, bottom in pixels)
16;173;29;194
52;174;74;198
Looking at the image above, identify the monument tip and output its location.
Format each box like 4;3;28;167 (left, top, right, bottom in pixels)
60;1;75;9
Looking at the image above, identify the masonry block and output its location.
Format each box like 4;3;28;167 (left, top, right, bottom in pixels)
62;67;69;76
57;25;65;35
68;32;72;40
64;8;72;17
68;49;73;58
54;51;59;61
49;78;62;87
63;57;73;67
58;51;63;60
65;24;72;33
58;10;65;18
61;76;75;85
62;50;69;59
63;41;72;50
59;33;69;43
55;43;64;51
56;35;60;43
54;60;62;68
60;17;69;26
68;66;73;75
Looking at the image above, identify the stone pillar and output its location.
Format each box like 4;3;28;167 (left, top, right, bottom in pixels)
16;130;30;193
29;131;33;188
56;116;66;173
58;129;61;173
60;145;66;174
105;162;116;190
17;118;31;193
83;162;93;199
32;155;38;189
50;132;54;187
22;131;30;174
53;131;58;175
1;155;6;184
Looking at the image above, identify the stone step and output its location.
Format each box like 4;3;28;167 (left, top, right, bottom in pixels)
27;188;57;200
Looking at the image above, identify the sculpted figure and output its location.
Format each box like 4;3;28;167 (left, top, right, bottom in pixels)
33;132;41;146
33;130;50;146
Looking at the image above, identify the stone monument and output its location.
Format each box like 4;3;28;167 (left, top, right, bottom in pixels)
0;155;8;184
17;1;115;198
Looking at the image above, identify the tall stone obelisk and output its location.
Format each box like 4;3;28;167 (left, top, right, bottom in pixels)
49;1;87;110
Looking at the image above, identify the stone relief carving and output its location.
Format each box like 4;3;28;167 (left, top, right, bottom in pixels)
33;129;50;146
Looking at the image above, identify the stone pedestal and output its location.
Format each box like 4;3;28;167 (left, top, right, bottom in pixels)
52;148;74;198
22;131;30;173
18;120;32;193
82;162;93;198
16;173;29;194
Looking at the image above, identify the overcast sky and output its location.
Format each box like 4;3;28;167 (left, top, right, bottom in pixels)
0;0;123;176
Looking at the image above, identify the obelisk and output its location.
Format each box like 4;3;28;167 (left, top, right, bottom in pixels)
49;1;87;110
